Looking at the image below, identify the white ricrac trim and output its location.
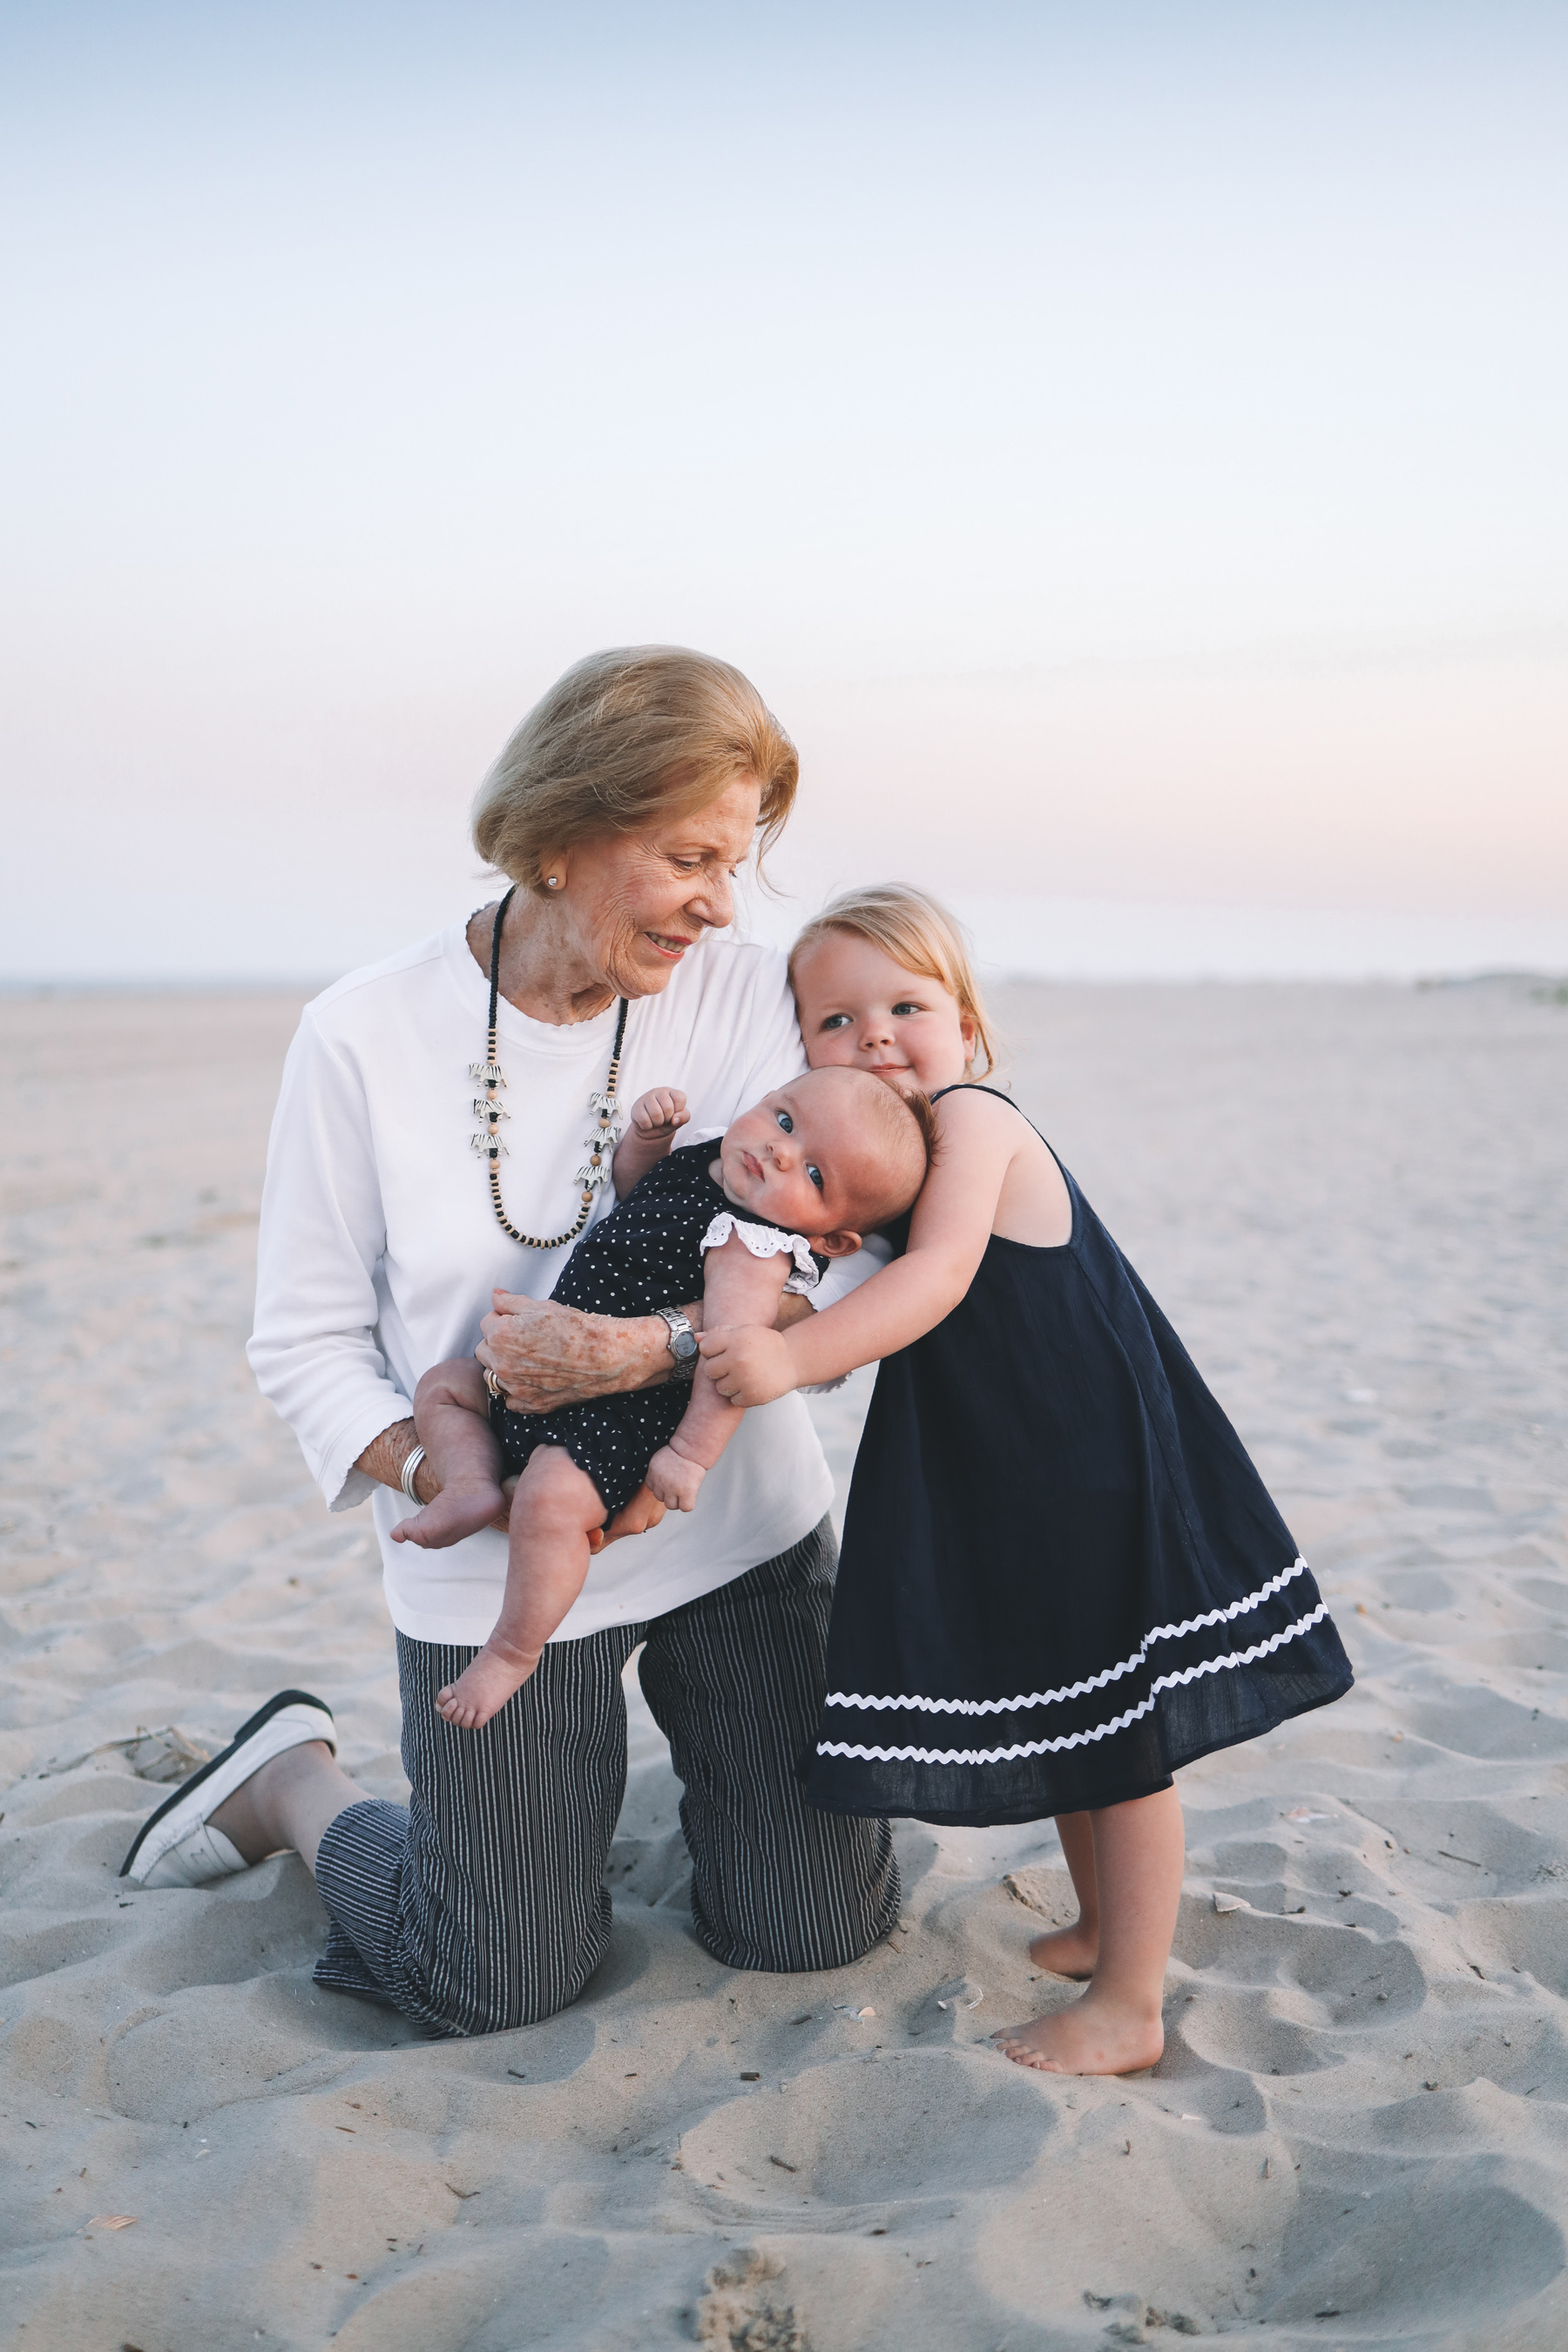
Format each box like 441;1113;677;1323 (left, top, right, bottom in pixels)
825;1555;1310;1718
815;1600;1329;1765
700;1211;820;1294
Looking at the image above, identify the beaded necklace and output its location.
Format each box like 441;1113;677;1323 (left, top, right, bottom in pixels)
470;886;630;1248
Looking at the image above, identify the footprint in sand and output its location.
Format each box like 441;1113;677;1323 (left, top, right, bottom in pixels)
677;2047;1053;2210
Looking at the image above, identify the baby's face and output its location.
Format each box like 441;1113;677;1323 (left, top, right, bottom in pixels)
792;931;973;1094
717;1075;886;1250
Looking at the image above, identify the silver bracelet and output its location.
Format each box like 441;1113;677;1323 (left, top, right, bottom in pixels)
399;1443;427;1503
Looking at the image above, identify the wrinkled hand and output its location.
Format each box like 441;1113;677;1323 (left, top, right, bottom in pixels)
697;1323;795;1408
476;1291;665;1413
645;1444;706;1512
629;1085;689;1145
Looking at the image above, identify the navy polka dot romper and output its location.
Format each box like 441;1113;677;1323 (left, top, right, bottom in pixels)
490;1140;821;1518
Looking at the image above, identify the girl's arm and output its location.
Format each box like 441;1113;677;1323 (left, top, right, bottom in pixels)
644;1235;794;1509
698;1090;1022;1406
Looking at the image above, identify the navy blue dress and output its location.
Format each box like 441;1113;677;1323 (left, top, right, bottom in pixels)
490;1140;821;1517
806;1088;1353;1826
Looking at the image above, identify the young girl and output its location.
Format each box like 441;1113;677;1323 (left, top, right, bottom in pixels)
700;886;1353;2078
394;1061;932;1731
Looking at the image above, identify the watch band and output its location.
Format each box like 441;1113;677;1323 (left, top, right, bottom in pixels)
656;1305;700;1378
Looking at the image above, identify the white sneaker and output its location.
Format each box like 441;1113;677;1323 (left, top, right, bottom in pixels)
118;1688;337;1889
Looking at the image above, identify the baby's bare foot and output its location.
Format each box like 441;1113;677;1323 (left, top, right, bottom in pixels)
991;1992;1164;2078
604;1482;666;1540
436;1641;536;1730
391;1480;505;1550
1028;1922;1098;1981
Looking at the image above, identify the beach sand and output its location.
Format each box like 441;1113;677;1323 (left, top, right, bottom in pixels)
3;974;1566;2350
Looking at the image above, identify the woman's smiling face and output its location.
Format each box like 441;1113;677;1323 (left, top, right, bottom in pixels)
791;929;975;1094
554;775;760;998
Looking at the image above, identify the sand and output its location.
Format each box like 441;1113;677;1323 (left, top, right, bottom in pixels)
3;972;1567;2351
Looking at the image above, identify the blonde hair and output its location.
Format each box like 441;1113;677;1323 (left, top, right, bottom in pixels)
789;884;999;1080
471;646;798;891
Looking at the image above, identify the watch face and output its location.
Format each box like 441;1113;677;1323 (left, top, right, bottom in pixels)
672;1329;698;1360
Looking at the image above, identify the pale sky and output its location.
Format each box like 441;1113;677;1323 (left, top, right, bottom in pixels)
3;2;1565;978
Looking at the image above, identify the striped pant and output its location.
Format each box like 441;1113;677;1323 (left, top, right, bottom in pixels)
312;1518;900;2036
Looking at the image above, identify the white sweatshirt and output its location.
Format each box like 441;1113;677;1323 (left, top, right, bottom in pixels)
247;917;882;1647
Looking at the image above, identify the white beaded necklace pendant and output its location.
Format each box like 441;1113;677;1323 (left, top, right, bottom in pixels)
575;1086;623;1192
470;1055;510;1158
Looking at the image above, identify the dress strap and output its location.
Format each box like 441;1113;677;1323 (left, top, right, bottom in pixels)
929;1082;1026;1113
930;1082;1069;1197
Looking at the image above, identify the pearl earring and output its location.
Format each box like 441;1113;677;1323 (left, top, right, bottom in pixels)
545;875;561;890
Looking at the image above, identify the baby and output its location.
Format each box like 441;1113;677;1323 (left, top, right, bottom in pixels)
395;1063;934;1730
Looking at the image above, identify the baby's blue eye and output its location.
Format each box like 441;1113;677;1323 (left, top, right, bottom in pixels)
893;1002;921;1017
820;1013;852;1031
807;1163;824;1191
775;1109;794;1132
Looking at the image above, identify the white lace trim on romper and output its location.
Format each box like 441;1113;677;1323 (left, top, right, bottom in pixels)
700;1211;821;1295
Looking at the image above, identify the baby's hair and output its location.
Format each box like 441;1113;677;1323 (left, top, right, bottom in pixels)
897;1083;940;1167
855;1070;939;1225
788;884;999;1080
795;1064;937;1230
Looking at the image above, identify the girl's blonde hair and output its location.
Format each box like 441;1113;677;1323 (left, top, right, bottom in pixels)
471;646;798;892
789;884;999;1080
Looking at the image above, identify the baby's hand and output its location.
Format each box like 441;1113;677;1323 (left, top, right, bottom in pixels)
645;1444;706;1512
697;1323;795;1409
630;1086;689;1143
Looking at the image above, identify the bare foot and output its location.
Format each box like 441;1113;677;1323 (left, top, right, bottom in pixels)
1028;1922;1098;1981
645;1446;705;1512
991;1990;1164;2077
598;1483;666;1545
436;1639;537;1730
392;1479;505;1549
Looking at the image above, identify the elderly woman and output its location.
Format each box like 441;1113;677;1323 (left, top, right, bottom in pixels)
118;647;899;2035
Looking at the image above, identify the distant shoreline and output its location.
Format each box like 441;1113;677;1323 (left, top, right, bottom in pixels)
3;969;1565;999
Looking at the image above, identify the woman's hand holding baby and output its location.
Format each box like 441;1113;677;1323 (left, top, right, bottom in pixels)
479;1291;682;1411
697;1322;796;1409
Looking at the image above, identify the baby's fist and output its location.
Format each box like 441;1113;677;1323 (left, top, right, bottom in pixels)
631;1086;690;1140
645;1445;706;1512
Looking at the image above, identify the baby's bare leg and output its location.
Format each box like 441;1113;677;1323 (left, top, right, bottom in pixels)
436;1446;607;1730
390;1359;507;1549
